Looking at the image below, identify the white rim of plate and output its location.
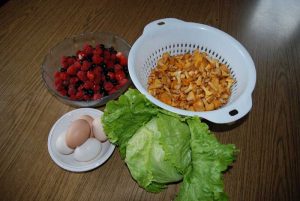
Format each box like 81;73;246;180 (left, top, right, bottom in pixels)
47;108;115;172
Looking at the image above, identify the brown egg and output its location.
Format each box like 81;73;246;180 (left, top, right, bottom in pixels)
66;119;91;149
79;115;94;137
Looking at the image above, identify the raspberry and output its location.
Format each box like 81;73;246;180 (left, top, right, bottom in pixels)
108;88;118;95
83;80;94;89
83;95;90;101
114;64;123;71
59;89;67;96
81;61;91;71
93;93;102;100
83;44;93;55
60;72;69;80
110;54;116;61
118;78;128;86
103;50;110;59
107;72;115;80
70;77;79;84
67;57;76;65
77;51;86;60
115;71;126;81
76;91;84;99
68;86;77;96
54;71;61;79
106;61;114;68
77;71;87;81
87;71;95;80
119;56;127;66
73;61;81;69
104;82;114;91
92;55;103;64
93;47;103;55
67;65;77;75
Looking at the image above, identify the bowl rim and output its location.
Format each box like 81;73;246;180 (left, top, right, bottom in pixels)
41;31;132;107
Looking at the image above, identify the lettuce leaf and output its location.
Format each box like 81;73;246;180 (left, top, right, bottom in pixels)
175;117;237;201
102;88;159;158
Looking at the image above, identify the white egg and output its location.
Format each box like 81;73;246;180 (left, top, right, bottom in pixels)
56;132;74;155
74;138;102;162
92;116;107;142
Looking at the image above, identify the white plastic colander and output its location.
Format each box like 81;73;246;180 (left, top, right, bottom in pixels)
128;18;256;123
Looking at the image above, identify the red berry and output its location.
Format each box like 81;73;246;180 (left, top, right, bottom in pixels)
92;55;103;64
60;72;69;80
93;67;102;76
68;86;77;96
110;54;116;61
107;72;115;80
114;64;123;71
73;61;81;69
104;82;114;91
67;57;75;65
70;77;79;84
81;61;91;71
54;71;61;78
115;71;126;81
77;71;87;81
83;44;93;55
93;47;103;55
103;50;110;59
106;61;114;68
59;89;67;96
76;91;84;99
93;93;102;100
116;52;123;58
83;80;94;89
92;84;100;91
70;94;77;100
119;56;127;66
118;78;128;86
87;71;95;80
108;88;118;95
83;94;90;101
77;51;86;60
67;65;77;75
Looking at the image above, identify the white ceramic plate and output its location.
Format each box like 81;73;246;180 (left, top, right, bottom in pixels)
48;108;115;172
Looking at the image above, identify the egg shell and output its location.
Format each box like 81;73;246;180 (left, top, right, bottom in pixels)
79;115;94;137
92;117;107;142
74;138;102;162
66;119;91;149
56;132;74;155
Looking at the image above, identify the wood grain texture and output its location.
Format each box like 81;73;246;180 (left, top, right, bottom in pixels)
0;0;299;201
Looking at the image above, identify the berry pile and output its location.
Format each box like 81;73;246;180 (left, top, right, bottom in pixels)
54;44;129;101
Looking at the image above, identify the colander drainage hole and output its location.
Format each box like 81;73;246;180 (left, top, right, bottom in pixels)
229;109;238;116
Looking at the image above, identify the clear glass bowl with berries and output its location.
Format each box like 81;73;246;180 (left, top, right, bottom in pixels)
41;32;132;107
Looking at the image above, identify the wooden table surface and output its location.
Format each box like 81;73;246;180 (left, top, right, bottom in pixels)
0;0;299;201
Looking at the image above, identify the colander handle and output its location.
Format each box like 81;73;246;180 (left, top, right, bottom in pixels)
204;94;253;124
143;18;185;34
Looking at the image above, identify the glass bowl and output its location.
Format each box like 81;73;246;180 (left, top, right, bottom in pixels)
41;32;132;107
